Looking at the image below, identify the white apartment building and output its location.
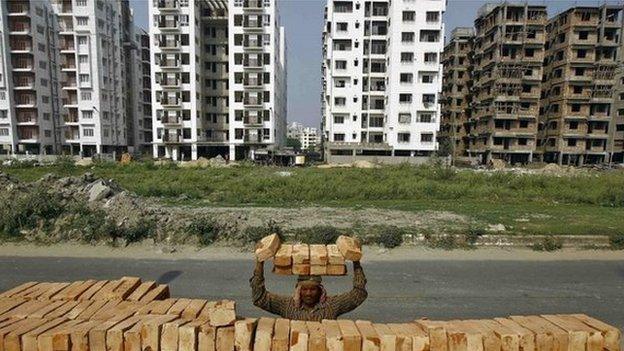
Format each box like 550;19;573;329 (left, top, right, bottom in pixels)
321;0;446;163
149;0;287;161
287;121;320;151
0;0;149;157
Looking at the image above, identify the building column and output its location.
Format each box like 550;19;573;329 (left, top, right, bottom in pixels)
578;154;584;166
528;152;533;163
171;147;179;161
191;143;198;161
229;144;236;161
96;144;101;154
557;152;563;165
153;144;159;159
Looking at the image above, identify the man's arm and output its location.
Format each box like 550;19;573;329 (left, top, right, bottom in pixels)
250;261;291;316
327;261;368;316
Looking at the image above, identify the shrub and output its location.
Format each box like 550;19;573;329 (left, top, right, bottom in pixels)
60;203;116;242
609;233;624;250
116;217;156;243
240;226;273;244
368;225;404;248
427;234;459;250
531;236;563;252
54;155;75;172
294;225;342;245
187;217;221;246
466;226;486;245
0;186;64;237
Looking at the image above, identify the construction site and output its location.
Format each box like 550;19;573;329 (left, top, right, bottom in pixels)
441;3;624;166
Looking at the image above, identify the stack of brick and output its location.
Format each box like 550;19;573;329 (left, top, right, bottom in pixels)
0;279;621;351
254;235;363;276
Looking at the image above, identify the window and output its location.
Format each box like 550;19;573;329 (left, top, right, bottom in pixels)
402;11;415;22
398;113;411;124
337;22;348;31
83;128;94;137
79;74;90;83
334;79;346;88
0;92;4;101
78;55;89;64
399;94;412;103
579;31;588;40
567;139;577;147
82;111;93;119
420;30;440;42
44;130;51;138
37;25;45;34
401;52;413;63
0;129;9;136
263;15;271;26
422;94;435;105
42;96;49;103
419;113;433;123
421;74;435;83
76;17;89;26
424;52;437;63
39;61;47;69
78;36;88;45
400;73;413;83
335;60;347;69
43;113;50;120
402;32;415;43
577;49;587;59
77;0;87;6
426;11;439;23
334;115;344;124
334;97;346;106
333;1;352;13
333;133;345;141
81;91;92;100
38;43;46;52
421;133;433;142
392;132;409;144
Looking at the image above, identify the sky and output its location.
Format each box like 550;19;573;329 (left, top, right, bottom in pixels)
130;0;620;128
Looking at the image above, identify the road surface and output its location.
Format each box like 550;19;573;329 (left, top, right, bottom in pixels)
0;256;622;333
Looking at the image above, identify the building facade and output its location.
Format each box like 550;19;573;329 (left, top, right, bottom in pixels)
287;121;320;151
469;3;547;164
149;0;287;161
440;27;474;159
321;0;446;163
0;0;150;157
539;5;622;166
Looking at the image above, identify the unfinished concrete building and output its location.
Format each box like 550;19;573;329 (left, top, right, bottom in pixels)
468;3;547;164
441;27;474;158
539;6;623;165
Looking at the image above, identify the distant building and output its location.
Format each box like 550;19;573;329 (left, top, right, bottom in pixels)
321;0;446;164
287;121;320;151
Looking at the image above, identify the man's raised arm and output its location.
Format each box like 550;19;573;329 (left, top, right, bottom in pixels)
327;261;368;316
250;260;291;316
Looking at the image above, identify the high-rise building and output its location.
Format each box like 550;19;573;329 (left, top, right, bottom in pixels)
539;5;622;165
149;0;287;161
0;0;150;156
321;0;446;163
287;121;320;151
469;3;547;164
440;27;474;160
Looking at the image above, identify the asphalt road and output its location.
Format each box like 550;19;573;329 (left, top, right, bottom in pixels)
1;257;623;332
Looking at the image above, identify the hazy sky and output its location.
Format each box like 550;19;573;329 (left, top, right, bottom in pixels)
130;0;619;128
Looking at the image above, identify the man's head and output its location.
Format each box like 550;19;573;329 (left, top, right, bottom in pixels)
296;275;324;307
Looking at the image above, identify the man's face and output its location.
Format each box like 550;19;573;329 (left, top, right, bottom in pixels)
299;281;322;306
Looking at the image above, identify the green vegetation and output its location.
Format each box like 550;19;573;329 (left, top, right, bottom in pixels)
531;236;564;252
609;233;624;250
2;162;624;240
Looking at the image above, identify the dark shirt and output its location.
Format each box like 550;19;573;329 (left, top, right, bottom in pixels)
250;265;368;321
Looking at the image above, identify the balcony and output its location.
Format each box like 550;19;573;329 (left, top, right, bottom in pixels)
7;3;29;15
158;20;180;30
155;0;179;10
243;59;263;68
58;22;73;33
158;77;181;88
244;116;263;126
62;98;78;106
244;20;262;30
9;22;30;34
62;80;78;89
160;97;181;106
243;0;262;10
244;134;262;143
59;41;75;52
244;78;262;87
158;58;181;69
63;112;79;123
243;40;262;50
16;113;37;124
157;40;181;50
13;77;35;89
61;60;76;71
15;96;36;108
163;133;181;143
18;127;39;141
10;41;32;53
12;59;33;71
161;115;182;125
243;98;263;106
65;131;80;141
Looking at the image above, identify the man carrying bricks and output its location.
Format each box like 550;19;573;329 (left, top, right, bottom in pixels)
250;260;368;321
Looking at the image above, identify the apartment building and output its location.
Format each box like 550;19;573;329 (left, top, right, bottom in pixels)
468;3;547;164
321;0;446;163
440;27;474;159
0;0;149;157
610;37;624;164
0;0;62;155
149;0;287;161
287;121;320;151
539;6;623;165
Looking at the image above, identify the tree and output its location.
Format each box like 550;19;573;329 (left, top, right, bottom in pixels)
286;138;301;151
